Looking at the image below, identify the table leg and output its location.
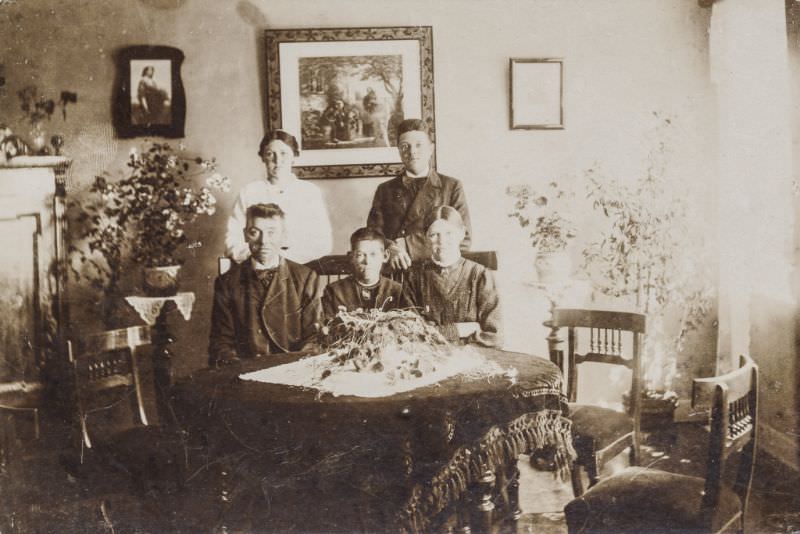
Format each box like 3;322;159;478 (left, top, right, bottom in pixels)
473;468;495;533
507;462;522;526
152;304;176;426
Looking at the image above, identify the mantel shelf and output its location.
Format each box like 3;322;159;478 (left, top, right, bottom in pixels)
0;156;71;170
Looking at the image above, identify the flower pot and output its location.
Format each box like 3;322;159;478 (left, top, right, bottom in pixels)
143;265;181;297
534;251;571;284
623;390;679;431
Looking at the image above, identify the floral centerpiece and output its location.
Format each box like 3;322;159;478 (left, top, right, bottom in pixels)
72;141;230;301
507;181;577;283
318;307;452;382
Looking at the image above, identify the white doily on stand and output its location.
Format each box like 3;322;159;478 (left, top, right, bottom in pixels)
124;292;196;326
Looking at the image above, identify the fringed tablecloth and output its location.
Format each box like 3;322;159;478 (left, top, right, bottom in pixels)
171;348;574;532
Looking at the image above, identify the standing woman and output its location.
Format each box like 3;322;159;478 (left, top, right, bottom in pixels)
401;206;502;348
225;130;333;264
137;65;169;125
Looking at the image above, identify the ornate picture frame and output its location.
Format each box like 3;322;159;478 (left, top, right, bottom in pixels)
265;26;435;179
509;58;564;130
113;45;186;138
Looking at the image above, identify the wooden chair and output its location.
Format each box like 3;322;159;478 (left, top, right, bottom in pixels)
222;251;498;286
67;326;184;496
564;354;758;534
546;308;646;496
0;387;42;467
305;254;353;288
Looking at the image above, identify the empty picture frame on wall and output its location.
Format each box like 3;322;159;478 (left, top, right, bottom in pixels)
265;26;435;179
113;46;186;138
510;58;564;130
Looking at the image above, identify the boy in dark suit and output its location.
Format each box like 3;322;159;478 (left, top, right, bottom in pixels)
208;203;321;366
321;227;402;319
367;119;472;271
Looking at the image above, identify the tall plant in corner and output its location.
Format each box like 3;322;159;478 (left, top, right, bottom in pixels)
582;113;713;395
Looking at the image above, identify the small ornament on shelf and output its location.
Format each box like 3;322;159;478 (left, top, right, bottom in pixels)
0;123;30;164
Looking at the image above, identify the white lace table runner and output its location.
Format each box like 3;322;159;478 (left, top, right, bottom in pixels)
124;292;196;326
239;348;508;398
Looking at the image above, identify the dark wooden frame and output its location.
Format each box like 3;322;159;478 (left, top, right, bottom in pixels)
265;26;436;179
113;46;186;138
692;354;758;532
547;308;645;496
509;58;564;130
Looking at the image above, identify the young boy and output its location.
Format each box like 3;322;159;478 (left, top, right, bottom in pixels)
322;227;402;319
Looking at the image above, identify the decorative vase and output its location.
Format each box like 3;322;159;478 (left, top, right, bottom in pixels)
534;251;571;284
143;265;181;297
29;124;48;155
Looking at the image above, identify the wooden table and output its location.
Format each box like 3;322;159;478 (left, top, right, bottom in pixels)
170;348;573;533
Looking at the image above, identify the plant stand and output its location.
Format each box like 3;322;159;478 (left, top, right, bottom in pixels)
124;292;195;424
624;391;678;431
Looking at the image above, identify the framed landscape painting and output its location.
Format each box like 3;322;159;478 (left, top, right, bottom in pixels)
265;26;435;179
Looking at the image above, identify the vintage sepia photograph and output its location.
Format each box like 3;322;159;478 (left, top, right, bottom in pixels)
113;45;186;138
130;59;172;127
1;2;799;534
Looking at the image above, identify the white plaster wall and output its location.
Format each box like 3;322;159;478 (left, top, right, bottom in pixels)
0;0;716;378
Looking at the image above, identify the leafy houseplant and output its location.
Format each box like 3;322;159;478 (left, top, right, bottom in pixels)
582;118;712;399
72;142;229;301
507;181;577;282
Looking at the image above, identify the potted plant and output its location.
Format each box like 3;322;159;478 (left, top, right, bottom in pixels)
507;181;577;283
581;116;713;423
71;141;230;304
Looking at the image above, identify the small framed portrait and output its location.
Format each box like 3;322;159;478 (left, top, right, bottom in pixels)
509;58;564;130
113;46;186;138
266;26;436;179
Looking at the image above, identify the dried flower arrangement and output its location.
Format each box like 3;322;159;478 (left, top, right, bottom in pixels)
318;308;452;383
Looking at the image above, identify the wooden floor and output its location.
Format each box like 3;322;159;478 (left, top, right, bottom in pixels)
2;417;799;533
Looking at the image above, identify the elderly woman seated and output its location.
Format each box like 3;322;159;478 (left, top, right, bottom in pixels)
401;206;502;347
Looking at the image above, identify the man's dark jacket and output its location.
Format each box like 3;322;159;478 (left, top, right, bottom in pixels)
208;259;321;366
367;170;472;260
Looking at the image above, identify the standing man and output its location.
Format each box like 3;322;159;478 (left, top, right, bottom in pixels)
367;119;472;270
210;203;322;366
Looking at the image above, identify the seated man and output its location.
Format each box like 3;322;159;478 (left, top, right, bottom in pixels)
400;206;502;348
367;118;472;270
321;227;402;319
208;203;321;366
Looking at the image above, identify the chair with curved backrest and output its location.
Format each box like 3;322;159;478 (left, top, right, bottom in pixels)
546;308;645;496
222;251;499;286
67;326;184;496
564;354;758;534
69;326;152;450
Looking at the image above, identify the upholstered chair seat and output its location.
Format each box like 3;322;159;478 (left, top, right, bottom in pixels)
569;403;633;454
564;466;742;534
564;355;758;534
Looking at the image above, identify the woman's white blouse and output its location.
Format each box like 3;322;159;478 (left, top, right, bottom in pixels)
225;174;333;264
